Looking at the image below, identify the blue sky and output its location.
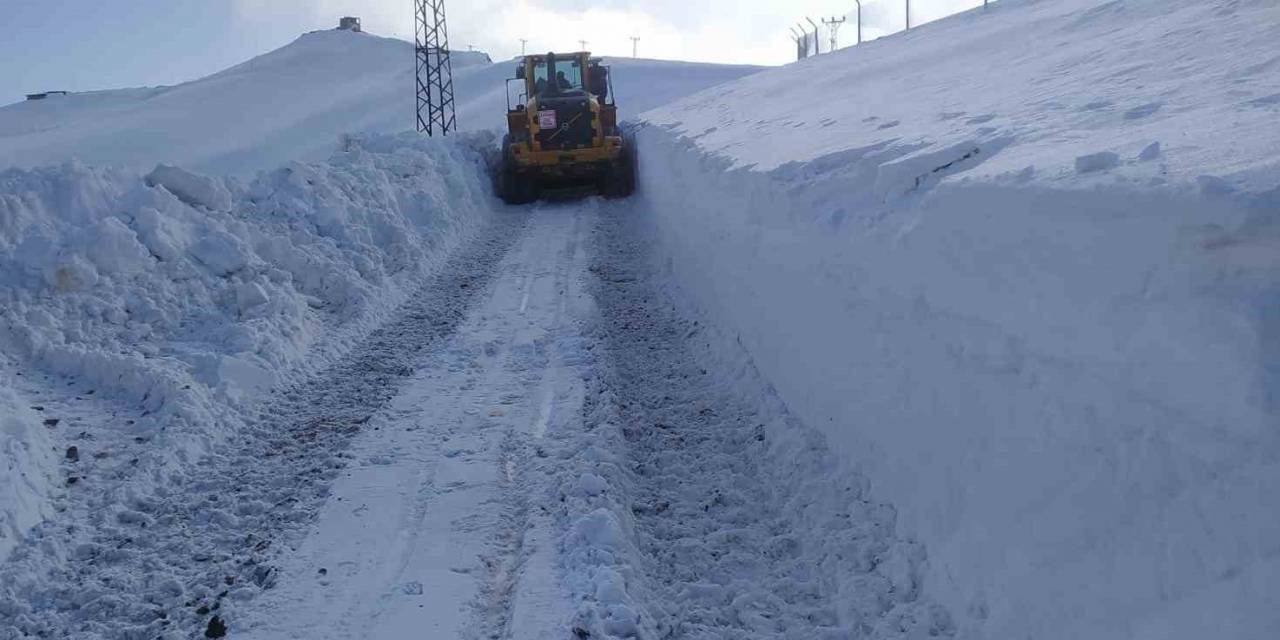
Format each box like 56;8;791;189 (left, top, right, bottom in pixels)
2;1;986;106
1;2;301;105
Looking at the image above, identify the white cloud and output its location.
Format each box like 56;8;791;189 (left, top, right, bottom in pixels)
230;0;994;65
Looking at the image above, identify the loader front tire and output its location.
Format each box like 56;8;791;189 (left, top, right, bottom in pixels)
497;140;537;205
499;167;537;205
601;133;637;199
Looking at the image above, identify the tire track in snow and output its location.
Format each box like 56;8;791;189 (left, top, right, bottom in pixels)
573;205;956;639
467;202;589;640
468;433;534;640
234;203;590;640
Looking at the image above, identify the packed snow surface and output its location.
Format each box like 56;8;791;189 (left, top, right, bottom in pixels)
0;30;761;176
226;203;947;640
635;0;1280;638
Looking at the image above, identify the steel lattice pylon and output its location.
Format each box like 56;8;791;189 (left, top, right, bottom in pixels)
415;0;456;136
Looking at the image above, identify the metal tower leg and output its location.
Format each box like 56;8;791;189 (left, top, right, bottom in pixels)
415;0;457;136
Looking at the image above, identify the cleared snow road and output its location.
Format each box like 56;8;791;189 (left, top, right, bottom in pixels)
1;198;946;640
231;201;949;639
235;203;593;639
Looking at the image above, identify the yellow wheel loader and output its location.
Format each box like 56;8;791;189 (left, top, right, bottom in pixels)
497;52;637;204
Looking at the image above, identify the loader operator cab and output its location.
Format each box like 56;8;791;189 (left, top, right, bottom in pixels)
498;51;634;205
513;53;610;106
530;58;583;95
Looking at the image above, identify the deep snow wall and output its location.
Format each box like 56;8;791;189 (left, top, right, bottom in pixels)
0;132;496;560
636;122;1280;639
631;0;1280;636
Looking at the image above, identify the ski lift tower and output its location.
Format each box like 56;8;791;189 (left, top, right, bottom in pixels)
415;0;457;136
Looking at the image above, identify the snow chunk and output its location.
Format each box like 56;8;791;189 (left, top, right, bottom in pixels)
44;253;100;292
874;140;988;201
194;355;277;405
190;230;250;276
235;281;271;314
576;472;608;496
1197;174;1235;196
592;567;627;604
145;164;233;211
1074;151;1121;173
602;605;640;637
85;217;152;275
572;508;625;550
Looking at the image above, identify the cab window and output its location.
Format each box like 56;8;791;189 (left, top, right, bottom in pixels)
532;61;549;93
531;59;585;94
559;60;584;91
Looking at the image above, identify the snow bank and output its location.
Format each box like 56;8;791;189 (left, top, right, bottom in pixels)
634;0;1280;637
0;132;495;553
0;370;56;562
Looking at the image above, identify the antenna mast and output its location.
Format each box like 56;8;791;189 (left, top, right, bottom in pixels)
821;16;846;52
415;0;457;136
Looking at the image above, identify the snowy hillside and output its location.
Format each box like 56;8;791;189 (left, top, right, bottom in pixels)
0;30;761;177
635;0;1280;638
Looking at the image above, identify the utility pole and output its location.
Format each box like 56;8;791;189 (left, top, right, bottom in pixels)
806;17;820;54
519;38;527;56
906;0;911;30
822;16;846;52
854;0;862;45
415;0;456;136
578;39;588;51
630;36;640;58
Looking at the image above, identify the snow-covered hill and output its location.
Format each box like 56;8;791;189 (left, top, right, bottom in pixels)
635;0;1280;638
0;29;761;176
